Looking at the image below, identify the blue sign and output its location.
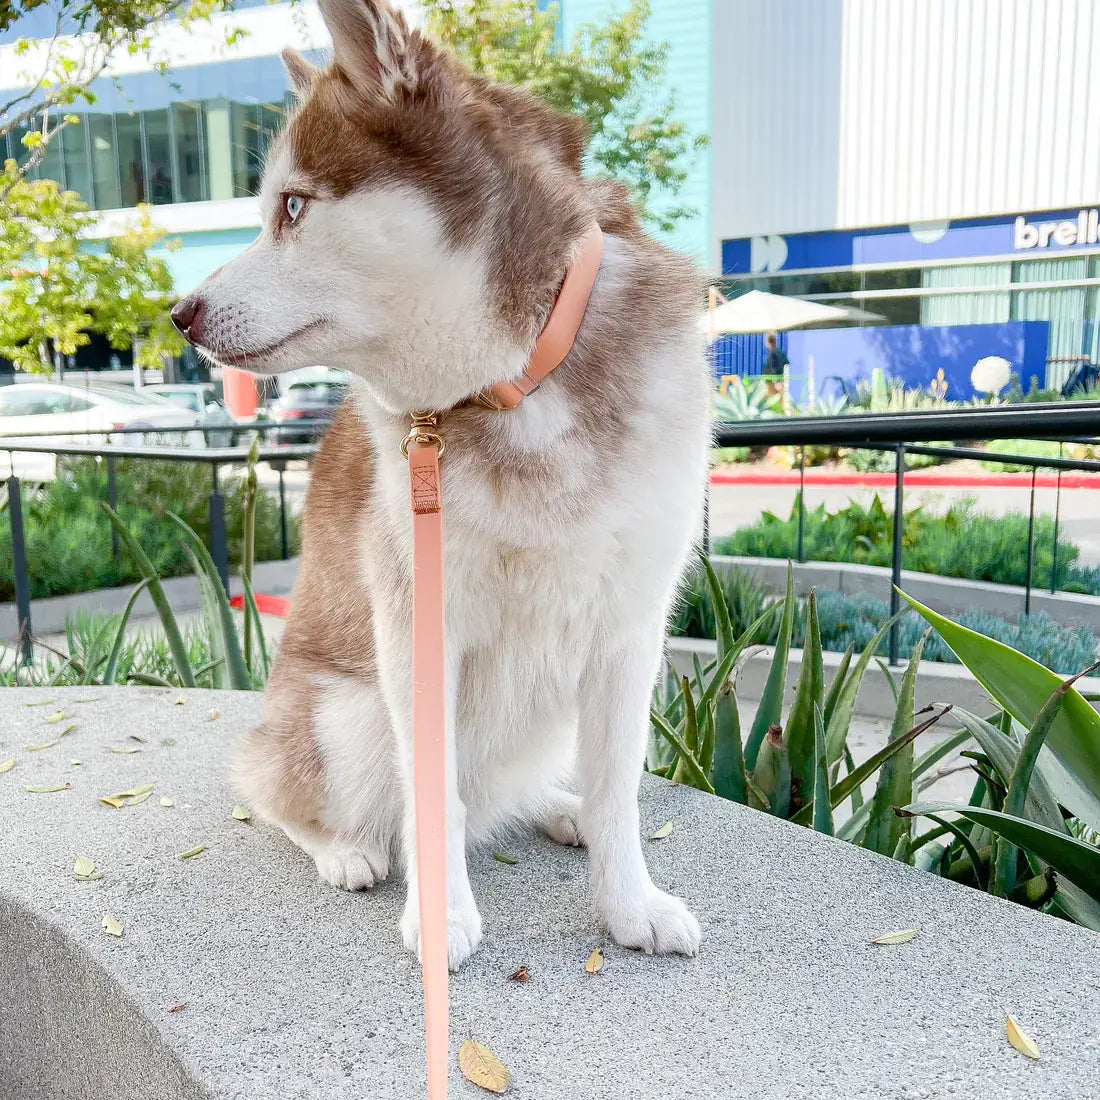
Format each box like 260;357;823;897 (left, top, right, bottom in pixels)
722;208;1100;275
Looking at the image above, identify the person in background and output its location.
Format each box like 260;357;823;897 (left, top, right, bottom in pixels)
764;331;789;376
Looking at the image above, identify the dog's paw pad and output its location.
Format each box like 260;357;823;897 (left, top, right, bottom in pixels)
603;890;702;957
543;812;584;847
315;844;389;892
402;897;484;972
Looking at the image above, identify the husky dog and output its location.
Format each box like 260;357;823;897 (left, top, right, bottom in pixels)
171;0;710;971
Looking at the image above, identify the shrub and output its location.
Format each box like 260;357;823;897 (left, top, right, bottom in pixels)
0;457;299;601
715;494;1100;596
669;563;775;643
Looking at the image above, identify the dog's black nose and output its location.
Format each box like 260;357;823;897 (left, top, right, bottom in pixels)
170;297;205;342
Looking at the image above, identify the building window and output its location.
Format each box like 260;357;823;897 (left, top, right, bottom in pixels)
920;263;1011;325
61;121;93;200
115;112;145;206
143;108;174;203
172;101;205;202
88;113;121;209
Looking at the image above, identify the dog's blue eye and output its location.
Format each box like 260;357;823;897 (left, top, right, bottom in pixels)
285;194;305;221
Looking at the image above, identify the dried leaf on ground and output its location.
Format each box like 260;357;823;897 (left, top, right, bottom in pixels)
179;845;206;860
129;735;146;744
871;929;921;946
458;1039;511;1094
128;790;153;806
99;796;126;809
74;856;95;877
174;694;186;706
162;738;177;747
114;784;154;799
159;796;174;808
24;699;56;707
25;783;71;793
492;851;518;865
25;741;57;752
649;821;675;840
232;804;252;822
44;712;68;724
508;966;529;982
102;913;123;937
73;697;102;704
0;759;15;774
107;746;141;755
209;710;219;720
167;1003;187;1013
70;759;82;766
58;724;78;737
1006;1015;1040;1059
584;948;605;974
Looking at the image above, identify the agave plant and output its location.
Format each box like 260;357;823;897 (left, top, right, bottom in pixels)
650;560;952;840
653;559;1100;926
713;378;783;422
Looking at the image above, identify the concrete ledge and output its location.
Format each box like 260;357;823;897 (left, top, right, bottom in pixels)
667;636;1100;721
717;555;1100;632
0;558;300;642
2;688;1099;1098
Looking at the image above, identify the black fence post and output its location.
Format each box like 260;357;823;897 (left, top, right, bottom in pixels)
796;446;806;563
208;464;229;594
7;474;33;664
888;445;905;666
1051;453;1063;594
106;455;119;559
278;465;290;561
1024;466;1037;616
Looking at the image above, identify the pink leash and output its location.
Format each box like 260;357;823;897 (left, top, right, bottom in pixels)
403;225;603;1099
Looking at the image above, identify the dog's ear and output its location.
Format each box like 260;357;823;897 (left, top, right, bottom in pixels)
282;47;318;97
476;81;589;173
317;0;419;99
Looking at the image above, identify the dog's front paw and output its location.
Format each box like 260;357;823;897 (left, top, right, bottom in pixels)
402;891;484;972
313;841;390;892
600;889;701;957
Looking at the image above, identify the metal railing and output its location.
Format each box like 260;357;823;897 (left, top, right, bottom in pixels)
709;401;1100;664
2;421;323;663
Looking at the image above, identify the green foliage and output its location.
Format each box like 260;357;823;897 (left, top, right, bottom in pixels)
655;565;1100;927
668;563;774;645
422;0;707;231
715;494;1100;596
712;378;782;421
0;457;298;601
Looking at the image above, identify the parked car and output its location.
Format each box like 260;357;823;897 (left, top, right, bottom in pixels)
268;376;348;444
146;383;238;447
0;381;201;445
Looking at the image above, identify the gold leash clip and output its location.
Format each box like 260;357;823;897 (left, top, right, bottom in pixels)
401;411;446;459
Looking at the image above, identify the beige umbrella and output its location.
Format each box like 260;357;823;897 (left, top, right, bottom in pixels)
702;289;883;340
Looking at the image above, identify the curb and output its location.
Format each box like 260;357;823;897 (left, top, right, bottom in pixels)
666;635;1100;721
0;557;301;642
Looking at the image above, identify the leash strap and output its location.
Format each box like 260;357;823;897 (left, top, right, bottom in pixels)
402;223;602;1097
405;417;449;1100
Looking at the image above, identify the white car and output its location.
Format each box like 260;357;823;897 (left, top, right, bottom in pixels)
0;381;201;443
0;381;202;478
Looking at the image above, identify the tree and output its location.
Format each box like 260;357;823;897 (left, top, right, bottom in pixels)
0;0;235;374
422;0;707;233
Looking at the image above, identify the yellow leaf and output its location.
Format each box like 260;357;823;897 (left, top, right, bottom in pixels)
649;821;674;840
159;796;174;808
458;1039;511;1094
26;741;58;751
58;723;78;737
231;804;252;821
44;711;68;724
70;759;82;766
584;948;605;974
114;784;153;799
102;913;123;937
99;796;126;809
74;856;95;877
24;699;57;707
25;783;72;793
1006;1014;1040;1060
128;790;153;806
179;845;206;860
0;759;14;774
107;746;141;754
871;929;920;946
209;709;219;720
175;694;186;706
